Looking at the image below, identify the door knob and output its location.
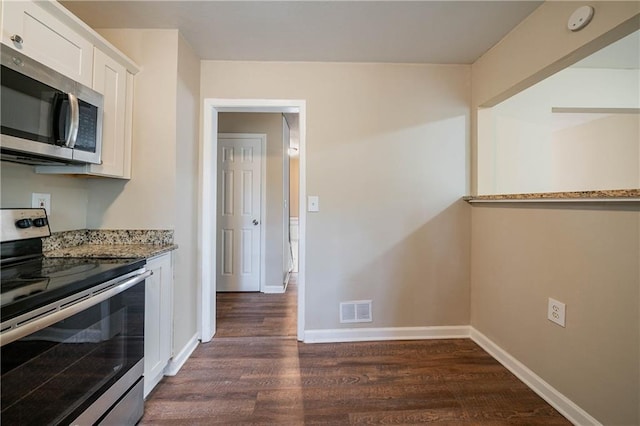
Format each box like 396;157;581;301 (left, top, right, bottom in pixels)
253;219;259;226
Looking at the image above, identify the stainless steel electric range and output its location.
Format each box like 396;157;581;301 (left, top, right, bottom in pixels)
0;208;151;425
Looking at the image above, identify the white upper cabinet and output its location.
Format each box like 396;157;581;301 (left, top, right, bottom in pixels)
1;0;94;87
14;0;140;179
89;49;131;178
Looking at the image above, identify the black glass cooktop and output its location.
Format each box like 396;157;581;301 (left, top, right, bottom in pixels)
1;257;145;322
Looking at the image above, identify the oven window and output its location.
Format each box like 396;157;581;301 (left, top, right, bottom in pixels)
0;282;144;425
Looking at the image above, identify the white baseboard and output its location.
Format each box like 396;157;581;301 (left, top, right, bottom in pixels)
470;328;601;426
262;285;285;294
303;325;471;344
164;333;199;376
144;369;164;399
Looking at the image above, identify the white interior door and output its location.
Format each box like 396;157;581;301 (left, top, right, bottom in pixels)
217;135;263;292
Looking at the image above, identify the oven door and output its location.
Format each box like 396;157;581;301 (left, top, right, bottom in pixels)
0;275;147;425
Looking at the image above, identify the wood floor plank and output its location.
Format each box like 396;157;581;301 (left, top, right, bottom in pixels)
141;276;571;425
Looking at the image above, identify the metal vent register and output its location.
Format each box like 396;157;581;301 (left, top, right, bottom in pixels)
340;300;372;323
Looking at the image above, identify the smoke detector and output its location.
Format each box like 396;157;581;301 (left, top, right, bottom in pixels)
568;6;595;32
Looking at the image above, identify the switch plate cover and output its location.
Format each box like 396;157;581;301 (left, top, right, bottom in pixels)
308;196;319;212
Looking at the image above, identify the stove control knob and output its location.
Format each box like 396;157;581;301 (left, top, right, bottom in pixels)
33;218;48;227
16;218;33;229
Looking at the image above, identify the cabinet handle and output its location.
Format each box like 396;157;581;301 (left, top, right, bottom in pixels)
10;34;23;46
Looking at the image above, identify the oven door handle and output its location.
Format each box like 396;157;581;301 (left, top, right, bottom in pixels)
0;270;152;347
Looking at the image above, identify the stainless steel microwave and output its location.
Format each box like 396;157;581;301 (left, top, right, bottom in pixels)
1;45;103;165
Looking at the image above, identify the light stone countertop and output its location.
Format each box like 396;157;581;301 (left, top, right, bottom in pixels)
43;229;177;259
464;189;640;202
44;243;177;259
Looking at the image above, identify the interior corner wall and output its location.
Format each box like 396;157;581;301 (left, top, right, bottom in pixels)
86;29;179;230
470;3;640;424
217;113;285;288
173;33;201;353
201;61;471;331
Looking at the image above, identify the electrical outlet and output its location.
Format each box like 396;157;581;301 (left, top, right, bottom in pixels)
547;298;566;327
31;193;51;215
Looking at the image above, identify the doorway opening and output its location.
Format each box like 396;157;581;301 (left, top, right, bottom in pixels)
199;99;306;343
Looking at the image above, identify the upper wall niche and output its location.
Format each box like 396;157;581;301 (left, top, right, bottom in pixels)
478;30;640;195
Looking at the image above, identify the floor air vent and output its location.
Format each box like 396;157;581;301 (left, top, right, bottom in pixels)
340;300;372;323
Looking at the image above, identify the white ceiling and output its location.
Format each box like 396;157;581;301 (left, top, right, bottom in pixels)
61;1;542;64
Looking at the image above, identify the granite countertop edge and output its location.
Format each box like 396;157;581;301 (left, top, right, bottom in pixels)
44;243;178;259
464;189;640;202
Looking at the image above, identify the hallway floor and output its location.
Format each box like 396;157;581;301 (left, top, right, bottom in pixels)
141;276;570;424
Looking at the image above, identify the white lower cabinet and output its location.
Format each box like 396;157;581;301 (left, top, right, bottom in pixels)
144;252;174;398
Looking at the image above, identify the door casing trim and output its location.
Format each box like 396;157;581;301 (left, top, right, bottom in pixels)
199;99;307;342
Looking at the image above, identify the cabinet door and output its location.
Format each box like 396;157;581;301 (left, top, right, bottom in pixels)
1;1;93;87
144;253;174;398
92;49;128;178
122;71;134;179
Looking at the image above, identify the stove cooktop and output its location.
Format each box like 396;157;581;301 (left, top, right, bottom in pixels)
1;256;146;323
0;209;148;324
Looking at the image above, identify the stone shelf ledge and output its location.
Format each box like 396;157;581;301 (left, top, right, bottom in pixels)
464;189;640;203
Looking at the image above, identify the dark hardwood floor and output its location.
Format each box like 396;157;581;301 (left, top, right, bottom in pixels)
141;276;570;425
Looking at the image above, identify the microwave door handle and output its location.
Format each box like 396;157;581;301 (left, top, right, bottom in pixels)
65;93;80;148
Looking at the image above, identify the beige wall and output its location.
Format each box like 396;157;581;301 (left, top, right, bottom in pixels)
218;113;286;287
202;61;471;330
471;206;639;425
470;3;640;424
173;34;201;352
0;162;88;232
551;113;640;191
87;29;178;230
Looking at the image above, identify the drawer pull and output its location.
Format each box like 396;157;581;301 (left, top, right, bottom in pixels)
10;34;23;46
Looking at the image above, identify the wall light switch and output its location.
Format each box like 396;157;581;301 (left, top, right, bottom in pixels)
308;196;319;212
